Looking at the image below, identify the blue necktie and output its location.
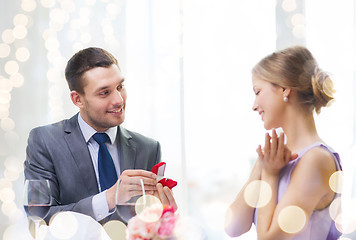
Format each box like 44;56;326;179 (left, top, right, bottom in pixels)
93;133;118;191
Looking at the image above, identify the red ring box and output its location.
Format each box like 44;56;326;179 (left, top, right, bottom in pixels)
152;162;177;189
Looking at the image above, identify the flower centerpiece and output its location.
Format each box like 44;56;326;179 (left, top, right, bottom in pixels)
127;205;178;240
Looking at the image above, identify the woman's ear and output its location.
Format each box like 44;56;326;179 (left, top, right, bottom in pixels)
70;91;84;108
282;87;291;98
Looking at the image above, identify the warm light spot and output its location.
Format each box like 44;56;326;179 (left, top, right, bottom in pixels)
40;0;56;8
135;195;163;223
103;220;127;240
3;224;30;240
50;8;69;25
42;29;57;40
281;0;297;12
329;171;343;193
16;47;30;62
45;38;60;50
0;109;9;119
0;188;15;203
4;61;19;76
278;206;306;234
4;156;22;173
244;180;272;208
0;44;11;58
10;73;25;87
0;178;12;190
1;201;18;216
329;197;342;221
4;169;19;181
49;211;79;239
4;131;20;145
0;76;13;92
291;13;305;26
13;25;28;39
292;25;305;39
22;0;37;12
334;198;356;234
1;117;15;131
0;91;11;105
13;14;29;26
2;29;15;44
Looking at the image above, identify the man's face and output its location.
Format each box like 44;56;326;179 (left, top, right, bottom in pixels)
73;64;127;132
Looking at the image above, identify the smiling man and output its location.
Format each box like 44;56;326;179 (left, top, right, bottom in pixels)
24;47;176;224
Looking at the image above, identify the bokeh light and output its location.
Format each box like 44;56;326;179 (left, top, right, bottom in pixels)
278;205;306;234
0;91;11;105
329;196;342;221
4;61;19;76
41;0;56;8
16;47;30;62
10;73;25;87
103;220;127;239
135;195;163;223
1;202;18;217
1;118;16;132
21;0;37;12
329;171;343;193
292;25;306;38
3;224;30;240
0;76;13;92
333;198;356;234
0;44;11;58
0;188;15;203
13;14;29;26
291;13;305;26
243;180;272;208
13;25;28;39
282;0;297;12
49;211;79;239
2;29;15;44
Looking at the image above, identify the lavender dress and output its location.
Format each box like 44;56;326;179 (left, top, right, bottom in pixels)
254;142;342;240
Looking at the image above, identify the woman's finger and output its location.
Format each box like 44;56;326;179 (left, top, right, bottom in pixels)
276;132;285;160
264;133;271;157
270;129;278;158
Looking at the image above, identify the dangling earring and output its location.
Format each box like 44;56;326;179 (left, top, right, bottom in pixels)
283;96;288;102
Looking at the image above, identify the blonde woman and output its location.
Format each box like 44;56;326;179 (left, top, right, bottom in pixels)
225;46;342;240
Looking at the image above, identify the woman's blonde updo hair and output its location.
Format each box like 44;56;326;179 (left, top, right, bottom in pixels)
252;46;335;114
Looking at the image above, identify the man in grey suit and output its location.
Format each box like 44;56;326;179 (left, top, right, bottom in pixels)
24;47;176;224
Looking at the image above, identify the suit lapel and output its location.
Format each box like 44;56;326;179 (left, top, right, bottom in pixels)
64;114;99;194
118;126;137;173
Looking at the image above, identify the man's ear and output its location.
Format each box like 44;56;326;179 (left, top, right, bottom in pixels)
70;91;84;108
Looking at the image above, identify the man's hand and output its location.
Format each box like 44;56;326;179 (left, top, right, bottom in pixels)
106;169;157;209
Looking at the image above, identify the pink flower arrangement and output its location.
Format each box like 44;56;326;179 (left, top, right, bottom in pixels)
127;205;178;240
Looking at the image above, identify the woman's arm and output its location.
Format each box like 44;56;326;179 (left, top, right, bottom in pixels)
225;158;262;237
256;131;336;240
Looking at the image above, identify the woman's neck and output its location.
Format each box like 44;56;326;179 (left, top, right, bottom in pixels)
282;109;322;153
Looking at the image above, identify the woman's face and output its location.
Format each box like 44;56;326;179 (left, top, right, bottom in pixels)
252;76;286;130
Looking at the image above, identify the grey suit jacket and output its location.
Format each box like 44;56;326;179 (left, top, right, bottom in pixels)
24;113;161;223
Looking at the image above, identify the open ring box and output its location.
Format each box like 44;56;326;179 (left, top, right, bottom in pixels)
152;162;177;189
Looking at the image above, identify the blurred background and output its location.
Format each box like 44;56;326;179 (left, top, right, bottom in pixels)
0;0;356;239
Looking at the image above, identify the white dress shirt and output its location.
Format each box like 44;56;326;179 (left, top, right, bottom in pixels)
78;114;121;221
